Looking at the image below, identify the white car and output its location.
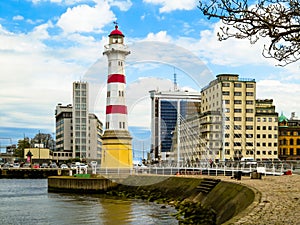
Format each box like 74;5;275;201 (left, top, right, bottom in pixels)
60;164;68;169
13;163;20;168
79;163;88;169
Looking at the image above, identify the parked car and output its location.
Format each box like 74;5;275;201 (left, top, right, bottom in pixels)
33;163;40;168
70;164;77;169
13;163;20;168
60;164;68;169
41;163;49;168
23;163;31;168
50;163;57;168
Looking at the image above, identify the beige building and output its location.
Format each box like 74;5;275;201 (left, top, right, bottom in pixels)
24;148;53;162
201;74;256;161
255;99;278;160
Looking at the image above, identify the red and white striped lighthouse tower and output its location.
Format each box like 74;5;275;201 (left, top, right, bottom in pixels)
101;23;133;168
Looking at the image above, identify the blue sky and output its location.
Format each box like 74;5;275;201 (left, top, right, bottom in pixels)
0;0;300;151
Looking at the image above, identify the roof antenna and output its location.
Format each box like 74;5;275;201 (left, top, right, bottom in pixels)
173;67;178;91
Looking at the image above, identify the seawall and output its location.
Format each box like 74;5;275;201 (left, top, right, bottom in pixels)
48;175;256;224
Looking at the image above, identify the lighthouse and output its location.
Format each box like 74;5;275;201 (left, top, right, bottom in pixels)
101;23;133;169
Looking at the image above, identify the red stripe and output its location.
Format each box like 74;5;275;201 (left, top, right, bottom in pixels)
106;105;127;114
107;74;126;83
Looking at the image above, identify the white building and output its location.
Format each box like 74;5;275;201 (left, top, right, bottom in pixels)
54;81;103;162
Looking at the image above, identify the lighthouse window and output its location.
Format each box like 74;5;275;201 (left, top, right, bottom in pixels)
118;61;123;66
106;122;109;129
119;91;124;97
107;91;110;97
123;122;125;128
119;122;122;129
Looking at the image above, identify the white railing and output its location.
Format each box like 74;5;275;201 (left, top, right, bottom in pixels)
97;162;293;177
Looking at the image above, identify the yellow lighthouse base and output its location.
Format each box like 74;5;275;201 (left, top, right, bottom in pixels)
101;130;133;169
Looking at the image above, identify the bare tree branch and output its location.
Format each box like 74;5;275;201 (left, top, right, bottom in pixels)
198;0;300;66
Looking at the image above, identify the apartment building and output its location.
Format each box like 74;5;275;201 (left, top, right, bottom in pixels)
201;74;256;161
255;99;278;160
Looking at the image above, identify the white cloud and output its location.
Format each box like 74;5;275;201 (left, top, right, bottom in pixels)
257;80;300;117
57;2;115;33
13;15;24;21
144;31;171;42
107;0;132;11
143;0;198;13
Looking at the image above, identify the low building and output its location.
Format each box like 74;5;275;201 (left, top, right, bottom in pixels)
278;112;300;160
24;148;53;163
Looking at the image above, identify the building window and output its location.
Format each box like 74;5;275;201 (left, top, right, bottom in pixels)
246;126;253;130
234;108;242;113
234;125;241;130
268;126;272;130
268;143;272;147
257;134;260;138
246;83;254;88
246;109;253;113
234;100;242;104
262;126;266;130
290;139;294;145
257;126;260;130
268;134;272;138
246;100;253;104
246;134;253;138
223;91;230;95
246;117;253;121
246;92;254;96
225;100;230;104
234;83;242;87
262;134;266;138
234;92;242;96
234;117;242;121
222;82;230;87
257;118;261;122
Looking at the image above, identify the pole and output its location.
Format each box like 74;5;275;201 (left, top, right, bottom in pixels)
177;100;180;168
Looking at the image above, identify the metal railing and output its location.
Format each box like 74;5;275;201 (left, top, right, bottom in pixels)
97;161;297;177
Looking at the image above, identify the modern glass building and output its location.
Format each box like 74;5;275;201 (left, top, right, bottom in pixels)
149;90;201;163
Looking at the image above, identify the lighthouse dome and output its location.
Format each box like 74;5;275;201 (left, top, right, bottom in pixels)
109;25;124;37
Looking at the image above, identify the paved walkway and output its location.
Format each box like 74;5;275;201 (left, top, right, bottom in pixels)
218;174;300;225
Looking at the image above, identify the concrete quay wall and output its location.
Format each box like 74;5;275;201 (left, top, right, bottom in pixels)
48;176;117;193
47;175;255;224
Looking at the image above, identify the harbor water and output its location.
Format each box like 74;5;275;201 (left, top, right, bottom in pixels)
0;179;178;225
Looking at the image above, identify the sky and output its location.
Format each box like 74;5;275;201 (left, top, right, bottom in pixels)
0;0;300;151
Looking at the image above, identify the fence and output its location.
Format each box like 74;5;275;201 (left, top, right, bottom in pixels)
97;161;297;177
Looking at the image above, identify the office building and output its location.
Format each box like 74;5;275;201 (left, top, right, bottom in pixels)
149;90;201;163
54;81;103;162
